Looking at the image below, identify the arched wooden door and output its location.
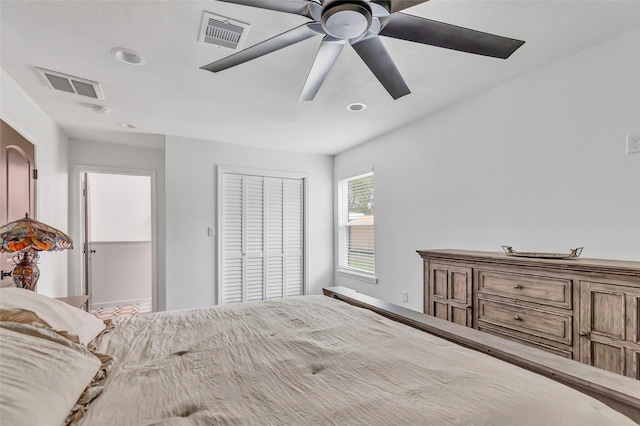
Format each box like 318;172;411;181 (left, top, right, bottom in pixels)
0;119;36;285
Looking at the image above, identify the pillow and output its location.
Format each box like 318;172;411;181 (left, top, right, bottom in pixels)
0;324;101;426
0;287;105;345
0;307;51;328
0;310;81;345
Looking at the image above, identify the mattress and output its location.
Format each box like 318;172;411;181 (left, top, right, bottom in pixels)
83;295;634;425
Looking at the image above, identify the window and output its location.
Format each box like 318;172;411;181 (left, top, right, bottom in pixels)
338;171;375;280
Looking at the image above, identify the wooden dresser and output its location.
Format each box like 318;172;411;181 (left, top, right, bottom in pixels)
417;249;640;379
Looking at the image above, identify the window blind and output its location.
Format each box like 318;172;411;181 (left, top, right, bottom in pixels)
338;171;375;276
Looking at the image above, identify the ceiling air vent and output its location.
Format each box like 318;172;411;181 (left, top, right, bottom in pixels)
36;67;104;100
199;11;250;51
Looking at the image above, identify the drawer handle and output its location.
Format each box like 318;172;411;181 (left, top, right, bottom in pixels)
514;284;522;289
513;315;522;321
579;332;590;337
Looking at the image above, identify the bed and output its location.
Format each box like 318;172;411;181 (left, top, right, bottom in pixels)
1;286;639;425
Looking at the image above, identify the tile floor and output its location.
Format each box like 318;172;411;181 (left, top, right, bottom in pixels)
91;302;152;320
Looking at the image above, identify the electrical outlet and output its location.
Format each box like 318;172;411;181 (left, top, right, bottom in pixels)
402;291;408;303
627;132;640;154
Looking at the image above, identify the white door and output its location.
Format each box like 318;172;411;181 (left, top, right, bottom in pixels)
219;171;304;304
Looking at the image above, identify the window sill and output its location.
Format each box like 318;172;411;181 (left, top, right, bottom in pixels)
336;269;378;285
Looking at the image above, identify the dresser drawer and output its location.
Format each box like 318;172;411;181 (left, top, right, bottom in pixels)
477;270;572;309
477;299;572;345
478;324;573;359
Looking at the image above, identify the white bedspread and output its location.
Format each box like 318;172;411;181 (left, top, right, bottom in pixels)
84;295;634;425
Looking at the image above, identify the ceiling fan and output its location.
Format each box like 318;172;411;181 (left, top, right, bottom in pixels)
201;0;525;101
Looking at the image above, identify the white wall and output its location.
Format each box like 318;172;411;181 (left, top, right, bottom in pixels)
334;29;640;311
68;139;166;309
165;136;333;311
89;241;152;309
1;68;70;297
88;173;151;242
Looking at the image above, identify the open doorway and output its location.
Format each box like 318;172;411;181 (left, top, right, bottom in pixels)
82;171;154;317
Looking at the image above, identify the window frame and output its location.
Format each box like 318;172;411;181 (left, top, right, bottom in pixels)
336;171;377;284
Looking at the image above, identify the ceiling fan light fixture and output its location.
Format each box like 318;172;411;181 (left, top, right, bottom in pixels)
111;47;145;65
347;102;367;112
322;2;372;40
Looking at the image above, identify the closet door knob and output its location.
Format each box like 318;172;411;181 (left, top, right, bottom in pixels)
513;315;522;321
514;284;522;289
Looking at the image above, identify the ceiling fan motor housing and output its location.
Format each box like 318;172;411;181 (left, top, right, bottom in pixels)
321;1;373;40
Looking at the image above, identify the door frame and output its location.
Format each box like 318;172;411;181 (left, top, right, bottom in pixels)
70;165;158;311
217;165;309;304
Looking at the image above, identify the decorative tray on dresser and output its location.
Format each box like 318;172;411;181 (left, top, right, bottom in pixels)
417;249;640;380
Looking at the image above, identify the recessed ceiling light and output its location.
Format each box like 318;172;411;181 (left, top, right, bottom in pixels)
110;47;145;65
347;103;367;112
91;105;111;115
118;122;137;129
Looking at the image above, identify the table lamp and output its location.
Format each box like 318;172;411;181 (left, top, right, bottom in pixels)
0;213;73;291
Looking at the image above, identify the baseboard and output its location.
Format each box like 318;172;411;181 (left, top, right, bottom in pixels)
90;298;151;310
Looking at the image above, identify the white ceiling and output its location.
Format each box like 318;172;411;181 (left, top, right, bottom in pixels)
1;1;639;155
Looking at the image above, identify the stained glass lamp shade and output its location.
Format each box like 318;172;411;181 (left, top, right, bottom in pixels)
0;214;73;291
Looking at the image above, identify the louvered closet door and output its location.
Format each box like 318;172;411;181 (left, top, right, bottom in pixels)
265;177;284;299
284;178;303;297
265;177;304;299
221;172;304;304
222;173;244;304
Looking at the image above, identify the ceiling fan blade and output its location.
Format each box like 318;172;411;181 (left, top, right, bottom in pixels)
299;37;345;101
370;0;431;14
351;36;410;100
215;0;322;20
201;24;320;73
379;13;525;59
